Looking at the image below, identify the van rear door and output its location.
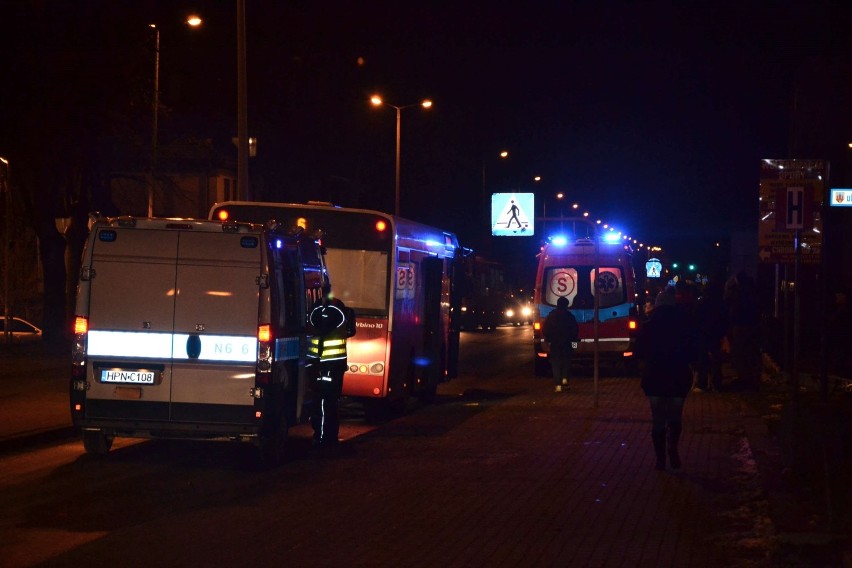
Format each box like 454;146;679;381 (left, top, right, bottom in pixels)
84;227;179;420
169;231;262;423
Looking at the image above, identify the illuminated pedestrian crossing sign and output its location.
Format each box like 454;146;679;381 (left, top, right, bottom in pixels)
491;193;534;236
646;258;662;278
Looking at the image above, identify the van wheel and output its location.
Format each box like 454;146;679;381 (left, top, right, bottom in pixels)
82;430;113;455
258;417;289;468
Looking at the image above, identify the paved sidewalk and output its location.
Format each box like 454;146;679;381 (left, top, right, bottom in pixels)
408;373;777;567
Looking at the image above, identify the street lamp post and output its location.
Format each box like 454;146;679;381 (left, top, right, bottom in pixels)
148;24;159;218
147;16;202;217
1;157;9;344
236;0;249;201
481;150;509;251
370;96;432;217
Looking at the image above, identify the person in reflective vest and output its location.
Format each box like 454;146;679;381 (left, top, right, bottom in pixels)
307;287;356;448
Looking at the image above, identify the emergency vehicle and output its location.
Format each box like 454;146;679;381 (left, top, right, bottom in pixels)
210;201;460;421
533;235;639;375
70;216;327;462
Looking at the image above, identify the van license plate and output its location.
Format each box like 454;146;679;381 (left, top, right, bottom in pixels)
100;369;156;384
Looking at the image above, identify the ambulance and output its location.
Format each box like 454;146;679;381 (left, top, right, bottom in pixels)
70;216;326;463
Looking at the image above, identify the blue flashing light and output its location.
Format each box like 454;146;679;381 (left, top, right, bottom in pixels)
602;232;621;244
551;235;568;246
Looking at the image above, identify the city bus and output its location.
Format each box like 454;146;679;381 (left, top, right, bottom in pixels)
456;253;513;331
210;201;461;420
533;234;640;375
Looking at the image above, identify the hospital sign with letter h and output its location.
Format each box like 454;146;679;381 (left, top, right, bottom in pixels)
776;186;813;231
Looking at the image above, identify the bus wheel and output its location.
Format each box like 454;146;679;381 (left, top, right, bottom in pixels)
363;398;389;424
82;430;113;455
258;414;289;468
416;382;438;404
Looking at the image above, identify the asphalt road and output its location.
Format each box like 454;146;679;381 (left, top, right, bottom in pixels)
0;326;541;566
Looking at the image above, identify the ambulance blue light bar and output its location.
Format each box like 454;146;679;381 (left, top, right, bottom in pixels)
547;232;626;246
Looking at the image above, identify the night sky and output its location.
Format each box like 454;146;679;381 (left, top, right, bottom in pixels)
2;1;850;274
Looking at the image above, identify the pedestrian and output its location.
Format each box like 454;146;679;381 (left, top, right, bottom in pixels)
694;280;727;392
673;280;701;390
307;285;356;449
543;296;579;392
724;271;761;391
827;289;852;379
635;286;696;470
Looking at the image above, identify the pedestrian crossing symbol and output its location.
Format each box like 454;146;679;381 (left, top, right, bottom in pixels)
491;192;535;237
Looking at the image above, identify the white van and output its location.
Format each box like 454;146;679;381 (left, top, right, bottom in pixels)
70;217;327;463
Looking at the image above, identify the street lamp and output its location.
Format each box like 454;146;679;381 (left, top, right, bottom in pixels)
479;150;509;252
147;16;203;218
370;95;432;217
236;0;249;201
1;157;9;344
148;24;159;217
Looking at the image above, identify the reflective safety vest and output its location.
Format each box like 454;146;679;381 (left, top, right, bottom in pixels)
308;336;347;362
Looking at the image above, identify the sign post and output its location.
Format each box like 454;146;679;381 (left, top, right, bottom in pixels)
759;159;827;397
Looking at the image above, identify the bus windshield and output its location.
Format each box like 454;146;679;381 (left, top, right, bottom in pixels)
211;203;393;315
324;248;388;313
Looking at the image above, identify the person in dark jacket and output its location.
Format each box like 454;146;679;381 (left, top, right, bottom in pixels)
724;271;761;391
694;280;727;392
543;296;580;392
635;287;696;470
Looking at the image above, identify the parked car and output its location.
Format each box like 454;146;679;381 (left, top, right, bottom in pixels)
0;317;43;343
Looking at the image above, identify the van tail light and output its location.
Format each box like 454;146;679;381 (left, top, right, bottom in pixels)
257;324;271;343
74;317;88;335
628;319;637;331
533;321;541;331
71;316;89;382
256;324;273;383
72;316;88;379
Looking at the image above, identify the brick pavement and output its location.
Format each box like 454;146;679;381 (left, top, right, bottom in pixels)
283;371;777;567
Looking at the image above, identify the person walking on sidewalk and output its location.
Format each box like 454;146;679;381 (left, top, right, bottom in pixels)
694;279;727;392
635;287;696;470
543;296;579;392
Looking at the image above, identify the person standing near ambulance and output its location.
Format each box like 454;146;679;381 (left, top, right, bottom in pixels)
543;296;579;392
307;285;356;448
